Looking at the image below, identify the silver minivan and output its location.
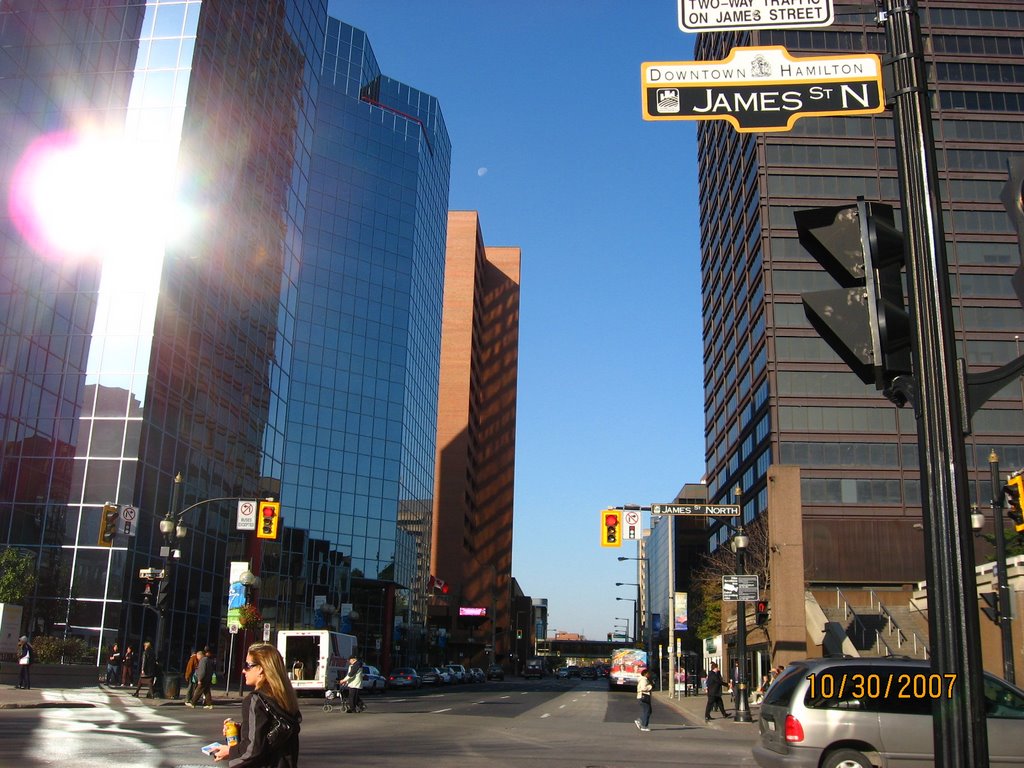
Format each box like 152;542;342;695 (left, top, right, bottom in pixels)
754;657;1024;768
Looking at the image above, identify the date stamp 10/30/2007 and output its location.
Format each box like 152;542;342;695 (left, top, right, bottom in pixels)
806;673;958;701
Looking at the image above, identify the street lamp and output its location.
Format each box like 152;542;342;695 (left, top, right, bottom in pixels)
614;617;630;642
617;556;650;655
616;584;640;643
732;485;752;723
154;472;184;679
615;597;637;642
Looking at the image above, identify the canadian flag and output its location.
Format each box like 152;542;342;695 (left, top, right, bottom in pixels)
428;575;448;593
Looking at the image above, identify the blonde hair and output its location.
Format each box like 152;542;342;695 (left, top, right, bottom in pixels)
247;642;299;715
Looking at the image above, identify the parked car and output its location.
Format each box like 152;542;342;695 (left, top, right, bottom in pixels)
555;667;570;679
416;667;443;686
579;666;598;680
754;656;1024;768
360;664;386;693
486;664;505;681
446;664;468;684
435;666;453;685
468;667;485;683
387;667;421;689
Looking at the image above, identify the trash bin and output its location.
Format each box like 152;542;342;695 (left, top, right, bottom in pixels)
164;673;181;700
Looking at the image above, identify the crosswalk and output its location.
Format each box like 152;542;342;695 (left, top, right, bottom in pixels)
33;689;197;768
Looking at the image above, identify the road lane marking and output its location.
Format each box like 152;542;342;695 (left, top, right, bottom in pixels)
432;707;452;713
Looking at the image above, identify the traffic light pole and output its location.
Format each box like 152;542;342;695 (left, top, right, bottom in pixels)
153;473;183;679
989;451;1016;684
881;2;987;765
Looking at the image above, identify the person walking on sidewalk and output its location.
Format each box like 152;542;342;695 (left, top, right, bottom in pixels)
16;636;34;690
121;645;134;687
184;648;203;702
634;668;653;732
704;662;728;721
188;647;216;709
133;641;157;698
105;643;122;685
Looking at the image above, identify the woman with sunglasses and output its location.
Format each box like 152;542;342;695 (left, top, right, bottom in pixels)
212;642;301;767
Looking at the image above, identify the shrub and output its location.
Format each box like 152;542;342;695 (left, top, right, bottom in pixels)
31;635;92;664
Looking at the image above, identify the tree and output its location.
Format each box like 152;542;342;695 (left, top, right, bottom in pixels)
0;547;36;604
689;517;771;638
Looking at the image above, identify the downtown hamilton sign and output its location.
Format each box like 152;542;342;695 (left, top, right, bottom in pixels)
642;46;883;132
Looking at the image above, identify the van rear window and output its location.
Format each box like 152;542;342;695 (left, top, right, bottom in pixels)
762;664;808;707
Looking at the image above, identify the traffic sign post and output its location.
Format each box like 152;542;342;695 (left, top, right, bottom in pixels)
652;503;739;517
641;46;883;133
722;575;759;602
678;0;833;33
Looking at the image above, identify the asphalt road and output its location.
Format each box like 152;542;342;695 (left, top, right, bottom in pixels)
0;679;759;768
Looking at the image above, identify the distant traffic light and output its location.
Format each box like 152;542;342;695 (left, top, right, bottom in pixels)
97;502;119;546
755;600;769;626
601;510;622;548
256;501;280;539
797;198;911;402
1004;475;1024;533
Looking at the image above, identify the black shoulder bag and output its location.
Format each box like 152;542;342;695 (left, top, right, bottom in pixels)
259;693;301;749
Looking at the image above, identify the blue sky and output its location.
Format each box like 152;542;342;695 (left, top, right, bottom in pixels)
329;1;705;639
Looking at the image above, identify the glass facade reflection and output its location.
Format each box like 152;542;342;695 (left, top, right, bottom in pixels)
695;0;1024;581
0;2;450;673
276;19;450;667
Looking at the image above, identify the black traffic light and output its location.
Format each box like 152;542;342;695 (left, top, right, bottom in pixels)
797;198;912;401
155;578;170;610
980;592;1000;625
1004;475;1024;533
97;502;119;547
1001;158;1024;303
755;600;769;626
1001;157;1024;257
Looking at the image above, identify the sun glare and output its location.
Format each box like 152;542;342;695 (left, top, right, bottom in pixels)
9;128;199;262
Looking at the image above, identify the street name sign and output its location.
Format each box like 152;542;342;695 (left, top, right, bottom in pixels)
722;574;760;601
641;46;884;133
679;0;834;33
651;503;739;516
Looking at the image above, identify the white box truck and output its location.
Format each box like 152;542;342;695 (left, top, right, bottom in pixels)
276;630;357;692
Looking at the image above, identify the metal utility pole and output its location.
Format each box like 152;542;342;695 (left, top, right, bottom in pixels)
881;1;987;764
989;451;1016;684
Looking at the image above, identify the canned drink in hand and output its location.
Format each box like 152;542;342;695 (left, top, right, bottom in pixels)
225;720;239;747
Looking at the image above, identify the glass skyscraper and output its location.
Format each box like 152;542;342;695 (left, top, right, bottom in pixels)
0;1;450;672
695;1;1024;584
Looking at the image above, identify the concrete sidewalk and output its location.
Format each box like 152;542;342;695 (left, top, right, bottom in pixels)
655;687;761;736
0;681;247;710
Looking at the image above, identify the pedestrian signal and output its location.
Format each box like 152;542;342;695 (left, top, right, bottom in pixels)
601;510;622;548
755;600;769;626
256;501;281;539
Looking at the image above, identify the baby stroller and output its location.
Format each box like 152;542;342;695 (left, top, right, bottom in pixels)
323;683;365;713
